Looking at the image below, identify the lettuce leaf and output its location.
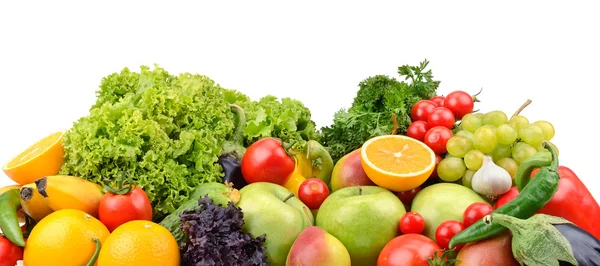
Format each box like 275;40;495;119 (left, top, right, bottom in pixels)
60;65;235;221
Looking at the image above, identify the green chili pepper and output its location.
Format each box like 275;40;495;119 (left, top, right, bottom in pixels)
449;141;560;249
515;150;552;191
85;238;102;266
0;188;26;247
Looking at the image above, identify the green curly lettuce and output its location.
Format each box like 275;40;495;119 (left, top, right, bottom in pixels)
60;65;235;221
224;92;317;148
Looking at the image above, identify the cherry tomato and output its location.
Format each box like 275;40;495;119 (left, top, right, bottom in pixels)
429;154;443;178
377;234;443;266
430;95;446;107
427;107;455;129
298;178;330;210
99;185;153;232
423;126;453;155
435;220;466;250
241;137;296;185
444;90;474;120
410;100;437;122
495;186;518;208
407;121;430;141
0;235;23;266
463;202;495;228
399;212;425;234
397;187;421;206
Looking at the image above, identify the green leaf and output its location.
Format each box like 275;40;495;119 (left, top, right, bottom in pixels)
485;213;578;266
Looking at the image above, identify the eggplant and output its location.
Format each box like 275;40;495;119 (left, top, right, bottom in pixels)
218;104;248;190
557;223;600;266
218;154;247;190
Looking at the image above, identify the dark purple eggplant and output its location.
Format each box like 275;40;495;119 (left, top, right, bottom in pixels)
557;223;600;266
217;104;247;189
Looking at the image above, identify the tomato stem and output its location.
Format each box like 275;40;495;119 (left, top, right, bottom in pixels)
472;87;483;103
510;99;532;119
86;238;102;266
280;139;300;158
104;173;134;195
283;193;295;203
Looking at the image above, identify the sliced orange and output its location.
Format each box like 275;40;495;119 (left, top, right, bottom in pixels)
3;131;65;185
360;135;436;192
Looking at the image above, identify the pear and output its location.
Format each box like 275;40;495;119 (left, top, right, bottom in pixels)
286;207;351;266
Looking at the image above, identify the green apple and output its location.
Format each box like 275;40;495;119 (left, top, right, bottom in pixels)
237;182;314;266
411;183;488;240
316;186;406;266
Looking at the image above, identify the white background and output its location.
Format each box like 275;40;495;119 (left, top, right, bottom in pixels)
1;1;598;201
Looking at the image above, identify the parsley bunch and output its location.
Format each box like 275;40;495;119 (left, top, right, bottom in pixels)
318;59;440;163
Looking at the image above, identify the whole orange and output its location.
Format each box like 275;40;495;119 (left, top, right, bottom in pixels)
97;220;180;266
23;209;110;266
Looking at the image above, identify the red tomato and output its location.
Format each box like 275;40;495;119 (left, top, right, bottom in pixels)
444;90;474;120
397;187;421;206
298;178;330;210
463;202;495;228
495;186;519;208
99;185;153;232
241;137;296;185
410;100;437;122
378;234;443;266
423;126;453;155
0;235;23;266
429;154;443;178
407;121;430;141
399;212;425;234
435;220;466;250
427;107;455;129
430;96;446;107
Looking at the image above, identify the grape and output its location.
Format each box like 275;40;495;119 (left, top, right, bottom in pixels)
456;130;474;142
461;113;482;133
473;126;497;154
474;113;484;119
446;136;474;158
464;149;484;170
462;169;476;189
533;120;555;140
508;115;529;132
437;157;467;182
482;124;497;133
482;111;508;127
491;144;512;162
519;124;545;147
496;157;519;183
512;142;537;164
496;124;517;145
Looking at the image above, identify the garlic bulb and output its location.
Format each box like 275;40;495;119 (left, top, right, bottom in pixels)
471;155;513;201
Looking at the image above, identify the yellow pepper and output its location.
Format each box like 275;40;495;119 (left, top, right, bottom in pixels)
283;140;334;196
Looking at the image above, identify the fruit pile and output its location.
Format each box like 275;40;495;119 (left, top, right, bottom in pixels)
1;62;600;266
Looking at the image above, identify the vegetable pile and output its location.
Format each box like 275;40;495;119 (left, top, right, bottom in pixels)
58;65;316;220
2;58;600;266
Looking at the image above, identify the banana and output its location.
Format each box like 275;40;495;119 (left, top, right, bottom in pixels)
19;183;54;221
34;175;104;217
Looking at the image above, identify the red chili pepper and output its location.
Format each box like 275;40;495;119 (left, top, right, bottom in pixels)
496;165;600;240
0;235;24;266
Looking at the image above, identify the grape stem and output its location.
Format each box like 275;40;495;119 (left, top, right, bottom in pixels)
391;113;398;135
511;99;532;119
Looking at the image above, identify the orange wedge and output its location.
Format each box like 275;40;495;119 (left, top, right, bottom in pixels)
360;135;436;192
3;131;65;185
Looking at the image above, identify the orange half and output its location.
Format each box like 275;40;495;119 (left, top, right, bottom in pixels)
3;131;65;185
360;135;435;192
